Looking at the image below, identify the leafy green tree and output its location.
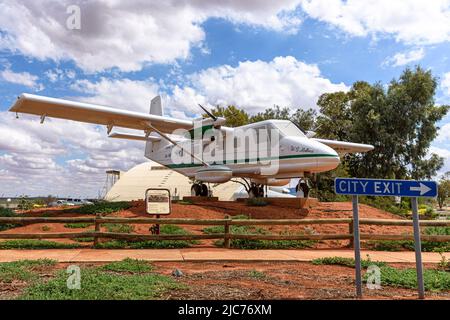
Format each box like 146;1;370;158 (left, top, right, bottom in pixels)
291;108;317;132
316;67;449;180
209;105;249;127
249;105;291;123
438;172;450;210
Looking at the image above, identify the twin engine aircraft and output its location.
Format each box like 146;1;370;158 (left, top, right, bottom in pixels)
9;94;374;198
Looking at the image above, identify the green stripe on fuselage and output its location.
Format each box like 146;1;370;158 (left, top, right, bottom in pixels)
165;153;338;169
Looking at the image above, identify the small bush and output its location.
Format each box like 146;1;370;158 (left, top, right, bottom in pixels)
0;207;20;231
246;198;268;207
65;201;132;215
101;258;153;273
104;223;134;233
41;225;51;232
64;222;94;229
0;240;82;249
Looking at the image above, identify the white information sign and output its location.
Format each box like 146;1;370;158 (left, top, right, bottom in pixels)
145;188;171;215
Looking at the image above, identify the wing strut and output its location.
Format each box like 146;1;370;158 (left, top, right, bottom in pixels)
145;122;209;167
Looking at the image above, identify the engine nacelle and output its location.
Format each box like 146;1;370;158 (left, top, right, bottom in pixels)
251;178;290;186
195;166;232;183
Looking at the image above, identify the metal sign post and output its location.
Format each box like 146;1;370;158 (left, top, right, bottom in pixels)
335;178;438;300
411;197;425;299
352;195;362;298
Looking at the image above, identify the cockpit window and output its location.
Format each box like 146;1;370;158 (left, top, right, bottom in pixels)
272;121;305;137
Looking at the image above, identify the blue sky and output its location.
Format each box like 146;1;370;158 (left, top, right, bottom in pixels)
0;0;449;197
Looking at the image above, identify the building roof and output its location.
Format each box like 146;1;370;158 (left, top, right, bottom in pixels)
104;161;240;201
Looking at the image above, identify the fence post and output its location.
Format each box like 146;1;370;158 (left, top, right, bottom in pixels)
348;219;354;248
224;215;231;249
93;213;101;247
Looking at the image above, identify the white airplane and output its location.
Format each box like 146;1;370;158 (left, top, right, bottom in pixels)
9;93;374;198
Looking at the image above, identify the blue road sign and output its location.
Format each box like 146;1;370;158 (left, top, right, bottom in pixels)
334;178;438;198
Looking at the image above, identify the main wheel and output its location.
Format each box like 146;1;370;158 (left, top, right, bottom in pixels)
191;184;202;196
200;184;209;197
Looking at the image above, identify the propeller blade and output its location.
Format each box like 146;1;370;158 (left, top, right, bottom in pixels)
198;104;217;121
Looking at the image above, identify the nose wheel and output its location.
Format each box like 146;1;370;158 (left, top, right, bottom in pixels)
296;178;311;198
191;183;209;197
248;183;265;198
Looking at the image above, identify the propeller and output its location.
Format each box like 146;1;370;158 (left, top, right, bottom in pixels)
198;104;217;121
197;104;226;127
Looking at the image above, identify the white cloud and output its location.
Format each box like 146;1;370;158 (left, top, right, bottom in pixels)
71;78;159;113
383;48;425;67
430;146;450;177
0;0;304;73
0;67;42;89
435;123;450;144
0;111;146;197
442;72;450;96
170;56;348;114
300;0;450;45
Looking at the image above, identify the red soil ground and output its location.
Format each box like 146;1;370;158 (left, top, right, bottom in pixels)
1;200;413;249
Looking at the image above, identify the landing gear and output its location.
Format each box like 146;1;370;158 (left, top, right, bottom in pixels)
248;183;265;198
296;178;311;198
191;183;209;197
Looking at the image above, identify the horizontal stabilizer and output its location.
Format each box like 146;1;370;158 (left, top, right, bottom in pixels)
313;138;374;154
109;132;161;142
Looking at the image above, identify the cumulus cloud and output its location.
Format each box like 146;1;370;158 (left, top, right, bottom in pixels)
170;56;349;114
383;48;425;67
0;0;304;73
0;111;146;197
0;68;42;89
442;72;450;96
300;0;450;45
70;78;159;113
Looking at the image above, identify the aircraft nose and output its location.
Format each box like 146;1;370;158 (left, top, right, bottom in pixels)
313;140;340;171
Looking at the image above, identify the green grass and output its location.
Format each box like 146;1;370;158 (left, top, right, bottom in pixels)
64;222;94;229
95;224;196;249
246;198;268;207
204;223;315;249
0;240;82;249
100;258;153;273
104;223;134;233
65;201;132;215
0;207;20;231
20;261;183;300
248;269;266;279
364;227;450;252
312;256;450;291
0;259;56;283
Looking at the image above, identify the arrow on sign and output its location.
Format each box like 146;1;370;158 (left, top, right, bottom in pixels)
410;183;431;196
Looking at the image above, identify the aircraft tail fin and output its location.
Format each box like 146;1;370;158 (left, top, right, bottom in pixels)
150;96;163;116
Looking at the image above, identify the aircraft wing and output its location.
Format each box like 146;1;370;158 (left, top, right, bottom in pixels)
9;93;193;134
312;138;374;154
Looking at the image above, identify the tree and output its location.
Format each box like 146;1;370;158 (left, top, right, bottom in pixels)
437;172;450;210
316;66;449;180
209;105;249;127
249;105;290;123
